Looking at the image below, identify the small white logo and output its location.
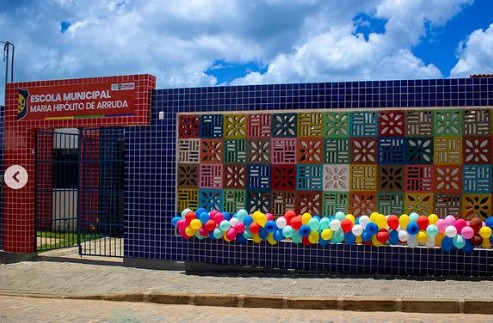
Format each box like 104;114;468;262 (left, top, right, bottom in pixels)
111;82;135;91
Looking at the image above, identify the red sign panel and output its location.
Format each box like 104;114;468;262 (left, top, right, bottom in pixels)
17;81;137;121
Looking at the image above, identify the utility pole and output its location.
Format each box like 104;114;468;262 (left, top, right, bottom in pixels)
1;41;14;84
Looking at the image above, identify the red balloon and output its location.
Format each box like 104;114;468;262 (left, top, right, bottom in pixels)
376;229;389;243
472;234;483;246
250;222;261;234
199;227;208;237
340;219;353;233
185;211;196;224
284;210;296;224
302;236;311;246
387;215;399;230
470;218;483;233
290;216;303;230
205;220;216;232
416;215;429;231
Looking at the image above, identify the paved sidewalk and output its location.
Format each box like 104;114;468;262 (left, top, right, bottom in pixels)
1;252;493;314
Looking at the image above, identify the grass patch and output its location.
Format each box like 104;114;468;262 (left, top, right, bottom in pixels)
37;230;100;251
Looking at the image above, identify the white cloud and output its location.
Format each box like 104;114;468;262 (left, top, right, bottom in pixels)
0;0;484;104
451;23;493;77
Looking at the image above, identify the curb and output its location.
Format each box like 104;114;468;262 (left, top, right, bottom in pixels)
1;292;492;314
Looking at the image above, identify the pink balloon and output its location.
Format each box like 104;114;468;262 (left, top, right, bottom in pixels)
266;213;274;221
444;215;456;225
226;228;237;241
436;219;447;233
234;222;245;234
454;219;467;232
461;226;474;239
213;213;225;224
177;219;187;230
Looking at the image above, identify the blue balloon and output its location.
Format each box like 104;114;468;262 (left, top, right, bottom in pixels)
462;240;474;254
209;231;217;240
243;215;253;226
407;222;419;236
344;232;356;245
274;230;284;241
319;238;329;246
259;228;269;239
199;212;210;224
365;223;378;236
236;234;247;244
265;220;277;233
195;208;208;217
223;212;231;220
441;237;455;252
362;231;372;242
171;216;182;227
299;225;311;237
389;230;399;245
485;217;493;229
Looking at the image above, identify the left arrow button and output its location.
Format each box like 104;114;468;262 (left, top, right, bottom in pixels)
5;165;28;189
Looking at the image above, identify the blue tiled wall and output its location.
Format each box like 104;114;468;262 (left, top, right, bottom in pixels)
125;78;493;276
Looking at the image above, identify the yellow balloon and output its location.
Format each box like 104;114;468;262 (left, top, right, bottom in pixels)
321;229;333;240
190;219;202;230
345;214;355;224
267;233;277;245
185;226;196;237
355;235;363;244
370;212;379;223
482;238;492;249
256;213;267;227
417;231;428;244
376;214;387;229
479;226;492;239
428;213;439;225
372;235;383;247
399;214;410;230
252;234;263;243
223;232;231;242
435;233;445;247
308;231;319;244
301;212;312;225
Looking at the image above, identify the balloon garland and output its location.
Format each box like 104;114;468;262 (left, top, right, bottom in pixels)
172;209;493;253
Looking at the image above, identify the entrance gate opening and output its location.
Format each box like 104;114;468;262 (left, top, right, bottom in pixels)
35;128;124;257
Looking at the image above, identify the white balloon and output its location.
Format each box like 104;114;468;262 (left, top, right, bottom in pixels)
445;225;458;238
359;215;370;229
352;224;363;236
407;235;418;248
276;217;287;229
398;230;409;242
229;218;239;226
425;236;436;248
330;219;341;231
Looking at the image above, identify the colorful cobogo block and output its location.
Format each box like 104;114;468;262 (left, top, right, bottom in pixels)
173;209;493;253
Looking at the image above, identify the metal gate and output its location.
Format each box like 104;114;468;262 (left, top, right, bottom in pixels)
35;128;124;257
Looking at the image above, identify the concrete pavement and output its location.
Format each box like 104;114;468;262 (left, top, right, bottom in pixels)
1;249;493;314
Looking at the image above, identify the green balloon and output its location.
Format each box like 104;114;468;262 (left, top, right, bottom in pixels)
291;231;302;243
332;229;344;244
319;217;330;230
282;225;294;238
213;228;223;239
308;218;320;231
426;224;438;237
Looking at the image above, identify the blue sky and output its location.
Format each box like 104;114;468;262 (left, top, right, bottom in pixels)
1;0;493;102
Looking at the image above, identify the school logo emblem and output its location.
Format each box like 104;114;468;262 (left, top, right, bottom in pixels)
17;89;29;120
